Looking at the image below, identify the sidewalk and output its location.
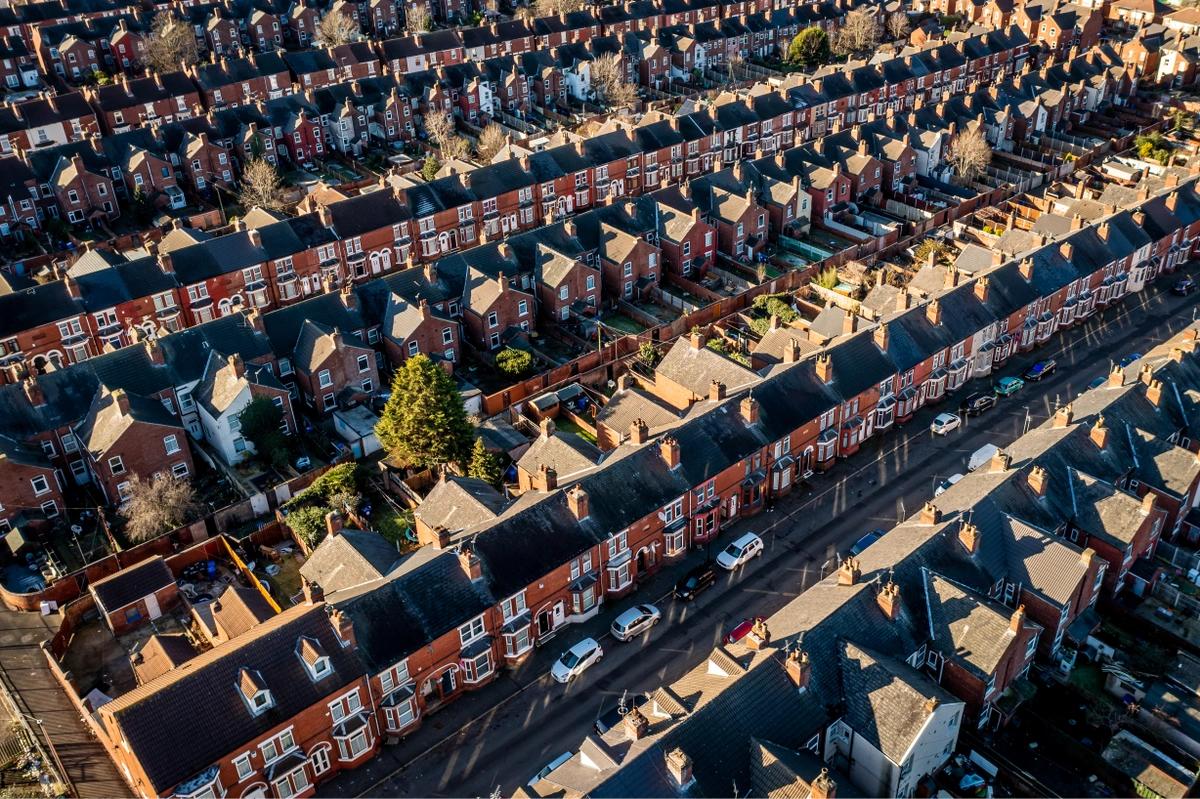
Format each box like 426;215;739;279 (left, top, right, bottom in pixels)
0;608;130;798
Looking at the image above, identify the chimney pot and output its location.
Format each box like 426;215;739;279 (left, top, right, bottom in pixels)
877;580;901;620
1009;604;1026;635
567;485;589;520
1091;415;1109;449
920;501;941;525
1028;465;1048;497
1053;403;1073;428
709;380;726;401
785;649;812;692
815;352;833;383
539;417;556;438
837;556;861;586
740;394;759;425
629;418;648;445
659;436;681;468
1147;379;1164;408
1142;491;1157;516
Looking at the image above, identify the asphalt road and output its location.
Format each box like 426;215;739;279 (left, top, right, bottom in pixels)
320;279;1200;799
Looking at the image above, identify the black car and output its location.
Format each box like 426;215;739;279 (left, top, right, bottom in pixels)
1023;359;1057;381
959;392;996;416
674;561;717;600
1174;277;1197;296
594;693;650;734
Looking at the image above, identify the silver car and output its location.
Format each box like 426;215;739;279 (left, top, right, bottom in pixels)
610;604;661;641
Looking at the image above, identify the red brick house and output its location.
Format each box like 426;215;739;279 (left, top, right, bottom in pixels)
0;432;64;528
533;243;600;322
76;387;195;506
460;267;535;351
289;320;380;413
50;153;118;225
87;72;201;133
96;601;379;799
380;294;459;371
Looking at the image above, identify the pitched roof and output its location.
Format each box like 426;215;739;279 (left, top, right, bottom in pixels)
655;336;759;398
299;529;403;595
100;603;365;793
91;556;174;612
414;475;507;534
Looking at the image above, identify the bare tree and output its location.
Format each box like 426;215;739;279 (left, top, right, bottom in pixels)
239;158;288;211
476;123;508;163
314;10;360;46
832;9;880;55
886;11;910;40
425;111;470;159
514;4;535;20
590;53;638;110
119;474;201;543
532;0;585;16
406;5;433;33
144;12;199;74
947;128;992;185
725;54;745;85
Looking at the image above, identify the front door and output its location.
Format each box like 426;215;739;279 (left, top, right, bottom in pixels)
536;609;553;637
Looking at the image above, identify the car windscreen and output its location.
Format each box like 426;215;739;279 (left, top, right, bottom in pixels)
561;651;581;668
723;543;741;556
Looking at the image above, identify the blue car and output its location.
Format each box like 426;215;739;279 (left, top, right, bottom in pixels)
994;376;1025;397
1023;359;1057;381
849;529;886;557
1120;352;1143;368
1088;375;1107;390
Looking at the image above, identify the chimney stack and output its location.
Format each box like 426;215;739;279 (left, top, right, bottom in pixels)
783;337;801;364
990;449;1012;473
664;749;694;789
873;323;889;351
1028;465;1048;497
456;542;480;578
837;556;861;586
959;521;980;554
709;380;726;401
1091;415;1109;449
690;328;707;350
567;485;589;520
1019;257;1033;281
539;417;556;438
920;501;941;525
975;275;989;303
1107;363;1124;388
227;353;245;379
877;580;901;620
811;768;837;799
629;418;648;445
537;463;558;491
926;299;942;325
1142;491;1158;516
660;436;681;468
1009;604;1026;635
624;707;649;741
324;510;343;538
329;608;356;649
740;394;759;425
1053;403;1073;428
815;353;833;383
1147;379;1164;407
785;649;812;692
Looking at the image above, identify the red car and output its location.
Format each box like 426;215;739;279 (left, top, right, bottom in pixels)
723;616;766;645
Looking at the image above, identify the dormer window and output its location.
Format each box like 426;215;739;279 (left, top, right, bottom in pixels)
238;668;273;715
297;636;332;681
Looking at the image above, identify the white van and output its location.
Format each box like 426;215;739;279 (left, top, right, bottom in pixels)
967;443;1000;472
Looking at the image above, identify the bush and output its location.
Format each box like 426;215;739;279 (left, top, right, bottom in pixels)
286;505;331;549
285;462;358;512
495;347;534;376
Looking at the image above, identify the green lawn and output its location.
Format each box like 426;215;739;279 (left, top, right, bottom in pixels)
554;415;598;445
602;314;648;334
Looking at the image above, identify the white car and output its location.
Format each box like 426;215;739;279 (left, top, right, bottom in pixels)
935;473;964;496
716;532;764;570
611;604;661;641
551;638;603;683
930;412;962;436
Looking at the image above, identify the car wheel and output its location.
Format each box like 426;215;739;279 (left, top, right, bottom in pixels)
595;653;603;663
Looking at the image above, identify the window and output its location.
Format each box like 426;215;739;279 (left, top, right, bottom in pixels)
108;456;125;475
357;354;370;373
462;650;492;683
233;754;253;782
163;435;180;455
329;689;363;724
407;341;419;357
665;525;685;555
40;440;55;457
318;369;333;388
62;433;77;453
559;285;569;301
586;275;596;291
442;327;454;345
117;481;133;502
172;462;190;478
322;393;336;411
273;766;310;798
310;747;330;777
607;531;628;558
487;311;499;328
501;591;527;622
259;729;296;764
518;300;528;316
336;727;371;762
459;615;486;646
1025;635;1038;659
40;500;57;518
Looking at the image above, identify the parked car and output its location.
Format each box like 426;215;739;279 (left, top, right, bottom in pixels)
1023;359;1057;381
674;561;717;600
849;529;886;556
1088;375;1107;390
723;616;766;645
529;752;573;786
1173;277;1197;296
716;532;764;570
593;693;649;735
930;412;961;436
968;443;1000;472
1119;352;1143;368
610;604;661;642
935;474;964;496
551;638;603;683
960;393;996;416
994;376;1024;397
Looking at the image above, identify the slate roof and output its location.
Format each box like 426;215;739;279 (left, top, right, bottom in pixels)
299;529;403;594
517;429;602;482
207;584;275;640
100;603;365;794
91;556;174;612
922;571;1032;680
414;476;507;534
655;336;759;397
